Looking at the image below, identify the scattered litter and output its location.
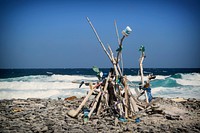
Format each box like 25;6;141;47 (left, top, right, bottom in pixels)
64;96;77;101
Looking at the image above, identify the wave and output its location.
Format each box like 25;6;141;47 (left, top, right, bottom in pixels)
0;89;87;99
0;74;97;99
0;74;97;82
0;74;98;90
174;73;200;86
151;86;200;99
0;73;200;99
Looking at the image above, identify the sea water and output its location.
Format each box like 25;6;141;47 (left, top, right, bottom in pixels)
0;68;199;99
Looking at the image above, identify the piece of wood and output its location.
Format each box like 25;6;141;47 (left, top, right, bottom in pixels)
87;17;112;62
116;35;125;64
97;72;111;115
107;45;120;77
88;91;102;118
124;76;128;118
117;63;122;76
127;87;139;112
129;100;134;116
139;51;149;103
114;20;120;45
117;102;124;117
107;81;117;106
114;20;124;75
67;83;101;118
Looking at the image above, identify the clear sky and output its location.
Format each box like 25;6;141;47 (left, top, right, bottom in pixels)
0;0;200;68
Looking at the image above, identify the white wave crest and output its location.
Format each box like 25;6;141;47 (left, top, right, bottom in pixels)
1;73;200;99
0;89;87;99
174;73;200;86
0;74;97;99
126;75;168;82
50;74;97;82
126;75;146;82
152;86;200;99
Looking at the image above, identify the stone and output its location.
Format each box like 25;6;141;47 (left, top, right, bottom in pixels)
41;126;48;132
165;114;181;120
0;97;200;133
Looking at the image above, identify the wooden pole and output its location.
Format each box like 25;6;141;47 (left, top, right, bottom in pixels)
139;48;149;103
86;17;112;61
128;88;139;112
67;83;101;118
97;72;111;115
124;76;128;118
88;90;102;118
124;75;139;112
114;20;124;75
116;35;125;64
87;17;121;78
107;45;120;77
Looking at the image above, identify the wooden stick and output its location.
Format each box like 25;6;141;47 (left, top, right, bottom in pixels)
139;51;149;103
88;91;102;118
87;17;112;61
114;20;120;45
87;17;122;78
108;45;120;77
117;63;122;76
117;102;124;117
114;20;124;75
127;87;139;112
97;72;111;115
67;83;101;118
116;35;125;64
129;100;134;116
139;54;145;87
124;76;128;118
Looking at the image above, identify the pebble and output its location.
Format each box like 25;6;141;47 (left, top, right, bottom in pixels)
0;97;200;132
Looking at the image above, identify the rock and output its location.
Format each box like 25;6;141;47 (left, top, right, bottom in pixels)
187;98;197;102
151;114;163;117
165;114;181;120
41;126;48;132
114;117;118;126
92;119;99;125
0;97;200;133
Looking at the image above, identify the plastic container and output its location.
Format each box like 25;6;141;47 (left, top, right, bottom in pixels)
122;26;132;36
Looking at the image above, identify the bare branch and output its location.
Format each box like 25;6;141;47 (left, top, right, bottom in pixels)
86;17;112;61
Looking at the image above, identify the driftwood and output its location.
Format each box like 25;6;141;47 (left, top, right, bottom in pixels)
67;83;101;118
96;72;112;115
139;46;149;103
68;18;157;121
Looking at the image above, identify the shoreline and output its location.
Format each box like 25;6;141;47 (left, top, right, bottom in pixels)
0;97;200;133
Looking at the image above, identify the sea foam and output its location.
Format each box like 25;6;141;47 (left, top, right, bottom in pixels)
0;73;200;99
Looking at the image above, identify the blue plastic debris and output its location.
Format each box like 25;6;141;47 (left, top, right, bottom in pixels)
118;117;127;122
144;87;153;102
135;117;140;123
83;108;90;122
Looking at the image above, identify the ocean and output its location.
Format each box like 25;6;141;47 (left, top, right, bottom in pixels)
0;68;200;100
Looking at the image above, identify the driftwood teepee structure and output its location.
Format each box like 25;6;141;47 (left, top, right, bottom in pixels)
67;17;157;121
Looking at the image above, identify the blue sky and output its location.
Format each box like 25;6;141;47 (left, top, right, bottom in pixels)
0;0;200;68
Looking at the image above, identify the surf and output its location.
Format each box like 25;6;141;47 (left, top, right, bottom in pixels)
0;71;200;100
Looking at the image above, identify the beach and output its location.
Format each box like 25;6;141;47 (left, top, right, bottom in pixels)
0;97;199;133
0;69;200;132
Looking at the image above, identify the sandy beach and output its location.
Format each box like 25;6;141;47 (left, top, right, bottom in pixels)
0;97;199;133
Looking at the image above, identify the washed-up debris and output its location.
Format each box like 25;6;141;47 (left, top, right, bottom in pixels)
64;96;77;101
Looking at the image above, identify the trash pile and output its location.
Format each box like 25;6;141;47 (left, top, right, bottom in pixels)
67;17;158;122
